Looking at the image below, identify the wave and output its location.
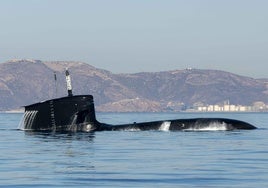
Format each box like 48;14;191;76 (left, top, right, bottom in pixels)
185;122;228;131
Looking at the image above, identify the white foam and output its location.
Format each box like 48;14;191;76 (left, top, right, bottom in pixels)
123;128;141;132
159;121;171;132
82;124;95;132
186;122;228;131
18;114;25;130
18;110;38;130
71;114;78;125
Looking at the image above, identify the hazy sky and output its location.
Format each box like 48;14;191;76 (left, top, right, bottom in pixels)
1;0;267;78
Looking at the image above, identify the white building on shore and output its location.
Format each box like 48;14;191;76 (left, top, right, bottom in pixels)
196;104;256;112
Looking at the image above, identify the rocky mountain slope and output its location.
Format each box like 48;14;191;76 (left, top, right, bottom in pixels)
0;59;267;112
114;69;268;107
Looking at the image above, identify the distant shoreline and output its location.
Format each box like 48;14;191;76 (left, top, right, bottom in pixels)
0;110;24;113
2;110;267;114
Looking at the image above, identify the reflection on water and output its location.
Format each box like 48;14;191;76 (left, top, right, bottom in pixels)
24;131;96;142
1;112;268;187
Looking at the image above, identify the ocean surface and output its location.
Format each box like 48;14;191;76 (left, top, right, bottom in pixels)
0;112;268;187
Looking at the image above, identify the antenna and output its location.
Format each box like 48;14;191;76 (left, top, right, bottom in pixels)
65;68;73;97
54;72;58;98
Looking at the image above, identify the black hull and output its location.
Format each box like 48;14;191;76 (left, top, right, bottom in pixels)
106;118;256;131
21;95;257;132
22;95;100;132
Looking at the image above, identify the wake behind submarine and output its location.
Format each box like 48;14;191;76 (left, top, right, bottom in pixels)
20;69;257;132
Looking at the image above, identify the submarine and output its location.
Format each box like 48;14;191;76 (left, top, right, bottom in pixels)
20;69;257;132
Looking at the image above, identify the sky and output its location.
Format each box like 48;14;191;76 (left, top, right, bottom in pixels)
0;0;268;78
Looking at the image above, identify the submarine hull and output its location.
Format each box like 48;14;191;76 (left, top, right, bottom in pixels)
107;118;257;131
21;95;257;132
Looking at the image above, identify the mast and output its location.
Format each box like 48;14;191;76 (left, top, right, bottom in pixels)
54;71;58;98
65;68;73;97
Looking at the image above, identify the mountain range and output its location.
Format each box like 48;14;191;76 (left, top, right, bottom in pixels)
0;59;267;112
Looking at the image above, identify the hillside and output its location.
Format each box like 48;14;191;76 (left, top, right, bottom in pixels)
0;59;267;112
114;69;268;107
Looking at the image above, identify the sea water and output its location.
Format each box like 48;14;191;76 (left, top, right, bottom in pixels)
0;112;268;187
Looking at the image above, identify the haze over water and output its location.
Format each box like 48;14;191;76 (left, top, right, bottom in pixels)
1;1;268;78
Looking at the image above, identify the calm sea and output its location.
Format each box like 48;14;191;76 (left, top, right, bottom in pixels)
0;112;268;188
